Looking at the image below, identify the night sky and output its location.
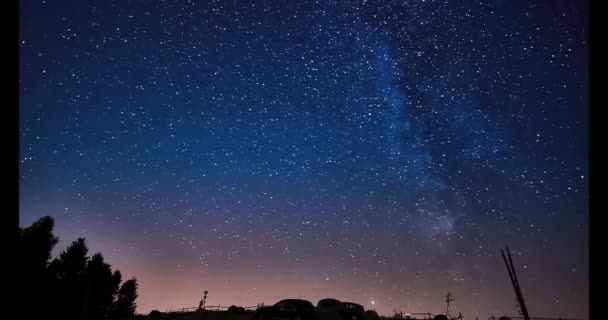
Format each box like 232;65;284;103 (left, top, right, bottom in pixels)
19;0;588;319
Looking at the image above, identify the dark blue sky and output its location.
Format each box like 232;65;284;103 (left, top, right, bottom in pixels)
19;0;588;318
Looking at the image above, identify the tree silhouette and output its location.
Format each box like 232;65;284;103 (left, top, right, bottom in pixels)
51;237;89;280
17;216;59;318
83;253;122;319
17;216;58;274
113;278;139;317
110;270;123;311
49;238;90;319
17;217;139;319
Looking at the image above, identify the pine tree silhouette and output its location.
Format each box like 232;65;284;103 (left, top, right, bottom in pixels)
113;278;139;317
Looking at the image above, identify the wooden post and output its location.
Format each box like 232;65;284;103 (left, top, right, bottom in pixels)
501;247;531;320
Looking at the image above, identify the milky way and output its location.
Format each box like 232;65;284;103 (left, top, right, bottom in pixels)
19;0;588;318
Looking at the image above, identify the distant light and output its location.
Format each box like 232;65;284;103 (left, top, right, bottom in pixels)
370;300;375;305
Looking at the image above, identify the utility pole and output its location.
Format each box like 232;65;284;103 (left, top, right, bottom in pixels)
445;291;454;317
199;290;208;310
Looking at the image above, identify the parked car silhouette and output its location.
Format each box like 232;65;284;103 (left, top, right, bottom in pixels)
254;299;318;320
340;302;365;320
317;298;343;320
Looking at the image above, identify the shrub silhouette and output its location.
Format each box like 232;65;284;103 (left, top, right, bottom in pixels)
364;310;380;320
228;305;246;313
150;309;163;318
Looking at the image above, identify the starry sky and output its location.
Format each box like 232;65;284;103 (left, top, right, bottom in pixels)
19;0;588;319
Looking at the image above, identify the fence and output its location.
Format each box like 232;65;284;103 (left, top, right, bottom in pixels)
166;305;263;313
384;312;436;320
488;316;580;320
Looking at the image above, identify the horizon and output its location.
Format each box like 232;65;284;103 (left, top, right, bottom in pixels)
19;215;570;319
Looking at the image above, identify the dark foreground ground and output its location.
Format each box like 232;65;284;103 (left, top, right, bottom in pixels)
115;310;256;320
115;309;389;320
